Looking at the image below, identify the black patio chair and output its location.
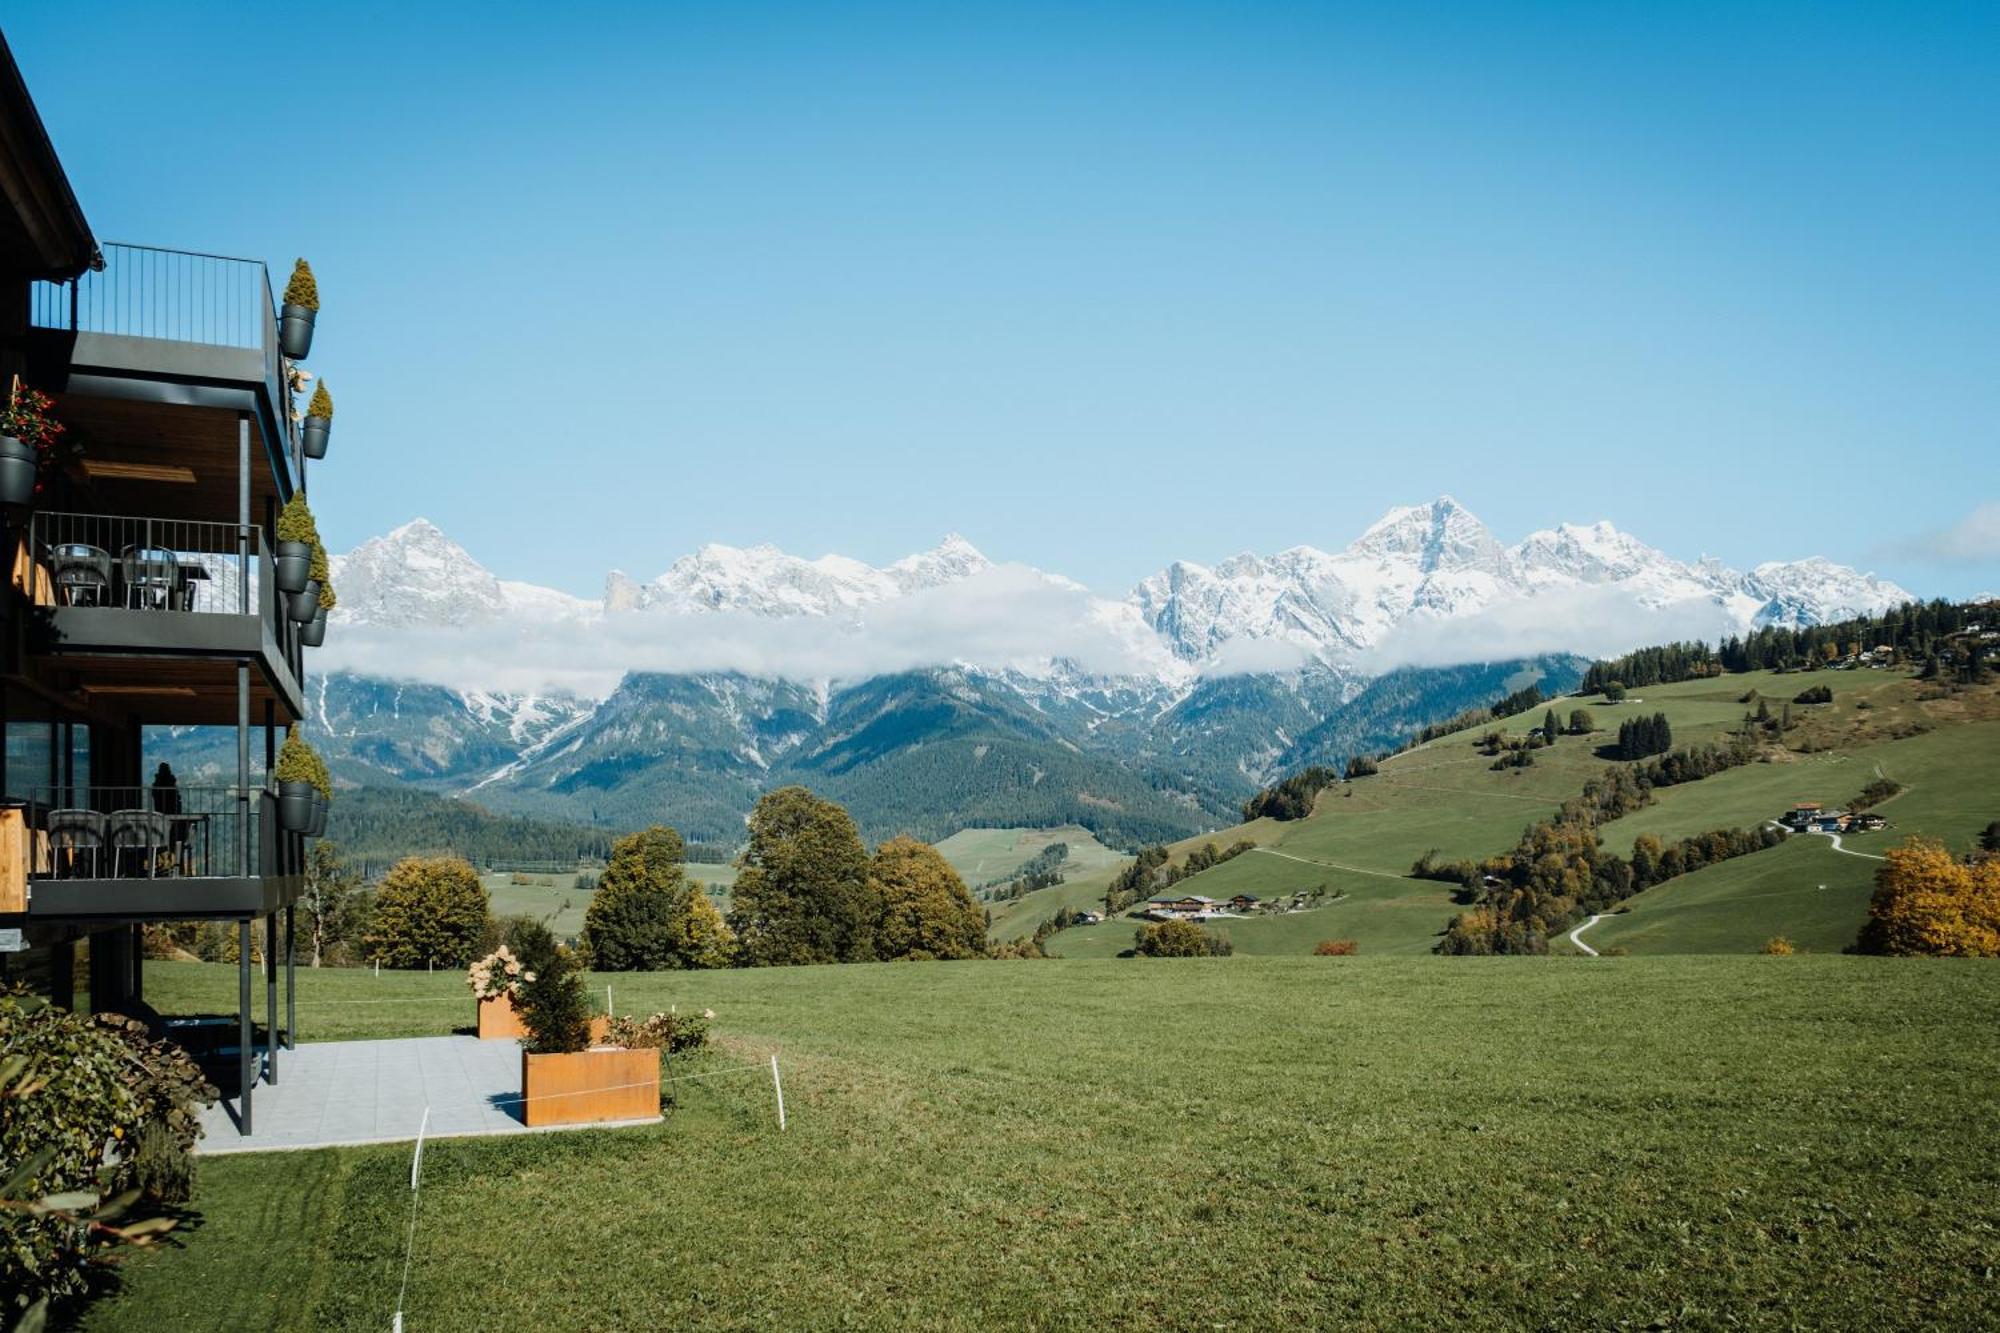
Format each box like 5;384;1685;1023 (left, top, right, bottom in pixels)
50;543;113;607
108;809;172;877
120;546;179;611
46;809;108;878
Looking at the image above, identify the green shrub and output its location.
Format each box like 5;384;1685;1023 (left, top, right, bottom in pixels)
283;258;319;310
516;946;593;1054
275;492;318;545
1134;919;1232;957
603;1009;711;1055
307;382;333;420
0;991;200;1319
131;1121;194;1205
274;727;333;799
310;540;336;611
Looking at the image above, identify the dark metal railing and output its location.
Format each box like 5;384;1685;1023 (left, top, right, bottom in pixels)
26;785;269;880
30;242;275;351
30;511;262;615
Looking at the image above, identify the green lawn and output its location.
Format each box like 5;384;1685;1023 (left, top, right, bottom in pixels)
83;956;2000;1330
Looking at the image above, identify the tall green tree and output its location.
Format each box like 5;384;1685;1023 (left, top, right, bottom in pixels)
729;787;879;966
581;825;735;971
871;836;986;961
363;856;489;968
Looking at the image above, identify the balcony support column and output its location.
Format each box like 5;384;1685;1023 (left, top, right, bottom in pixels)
237;918;253;1135
285;905;296;1051
265;912;278;1083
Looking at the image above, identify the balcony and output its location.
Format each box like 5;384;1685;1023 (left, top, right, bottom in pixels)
17;784;302;921
14;511;306;725
28;242;302;518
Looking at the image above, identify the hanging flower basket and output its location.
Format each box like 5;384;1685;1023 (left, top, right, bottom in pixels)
0;385;63;509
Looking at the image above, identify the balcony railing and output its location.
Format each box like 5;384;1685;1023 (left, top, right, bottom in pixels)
31;242;275;351
25;785;271;880
30;512;259;615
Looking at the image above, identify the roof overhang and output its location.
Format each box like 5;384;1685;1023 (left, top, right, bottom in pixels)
0;32;97;281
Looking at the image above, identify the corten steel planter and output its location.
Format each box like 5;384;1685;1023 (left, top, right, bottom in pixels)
477;991;528;1040
279;303;316;360
302;414;330;460
278;781;316;833
301;606;328;647
520;1046;660;1127
0;436;38;508
288;581;321;623
274;540;312;594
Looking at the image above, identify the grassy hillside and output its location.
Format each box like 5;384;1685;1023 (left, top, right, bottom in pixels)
1012;668;2000;957
89;957;2000;1330
932;825;1126;892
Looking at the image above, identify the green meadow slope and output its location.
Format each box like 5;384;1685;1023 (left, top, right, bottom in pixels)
1019;668;1999;958
90;957;2000;1331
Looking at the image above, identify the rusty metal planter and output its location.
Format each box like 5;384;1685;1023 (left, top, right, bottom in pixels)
520;1046;660;1127
476;991;527;1040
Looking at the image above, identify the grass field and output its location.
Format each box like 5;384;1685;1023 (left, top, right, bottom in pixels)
1013;670;2000;958
932;825;1126;894
79;956;2000;1330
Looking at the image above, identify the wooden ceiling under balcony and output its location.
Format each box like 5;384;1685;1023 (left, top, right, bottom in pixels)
32;651;301;728
50;393;289;525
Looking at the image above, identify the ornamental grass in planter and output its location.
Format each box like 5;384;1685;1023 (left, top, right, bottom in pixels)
514;944;658;1127
302;382;332;460
280;259;318;359
274;493;317;595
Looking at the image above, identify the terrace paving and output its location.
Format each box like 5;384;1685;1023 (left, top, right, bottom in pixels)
195;1034;658;1154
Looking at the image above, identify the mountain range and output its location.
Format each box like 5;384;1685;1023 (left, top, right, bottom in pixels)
155;498;1912;849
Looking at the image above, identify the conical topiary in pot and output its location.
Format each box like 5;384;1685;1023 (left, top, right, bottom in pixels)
289;539;329;623
307;742;334;837
274;727;321;833
279;259;318;360
302;565;334;647
302;382;333;460
0;383;63;509
274;492;316;595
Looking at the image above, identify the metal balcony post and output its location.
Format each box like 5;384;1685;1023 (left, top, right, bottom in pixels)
238;920;253;1135
266;912;278;1083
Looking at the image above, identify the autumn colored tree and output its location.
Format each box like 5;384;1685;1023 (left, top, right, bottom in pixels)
871;836;986;961
1857;838;2000;957
364;856;489;968
729;787;880;966
1134;918;1231;957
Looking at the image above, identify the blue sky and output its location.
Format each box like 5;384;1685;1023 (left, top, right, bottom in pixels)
10;2;1997;598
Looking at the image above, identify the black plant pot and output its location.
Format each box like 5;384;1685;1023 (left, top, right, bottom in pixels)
275;540;312;594
279;781;316;833
302;414;331;460
301;606;328;647
0;436;38;509
288;580;321;624
308;797;329;838
280;303;316;360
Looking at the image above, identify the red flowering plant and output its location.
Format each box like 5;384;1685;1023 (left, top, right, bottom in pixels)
0;384;65;488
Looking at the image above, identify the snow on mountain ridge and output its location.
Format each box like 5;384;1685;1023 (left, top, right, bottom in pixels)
331;506;1914;685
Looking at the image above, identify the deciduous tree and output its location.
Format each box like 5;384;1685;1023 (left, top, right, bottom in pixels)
729;787;879;966
871;836;986;960
363;856;488;968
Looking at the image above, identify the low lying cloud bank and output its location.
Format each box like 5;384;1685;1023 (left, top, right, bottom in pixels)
1881;502;2000;566
319;564;1178;698
1358;585;1740;674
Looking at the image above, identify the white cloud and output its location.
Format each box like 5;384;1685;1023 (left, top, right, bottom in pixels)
1358;586;1740;673
319;564;1178;698
1885;503;2000;565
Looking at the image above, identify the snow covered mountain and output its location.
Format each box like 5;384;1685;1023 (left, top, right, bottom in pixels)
283;500;1915;844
